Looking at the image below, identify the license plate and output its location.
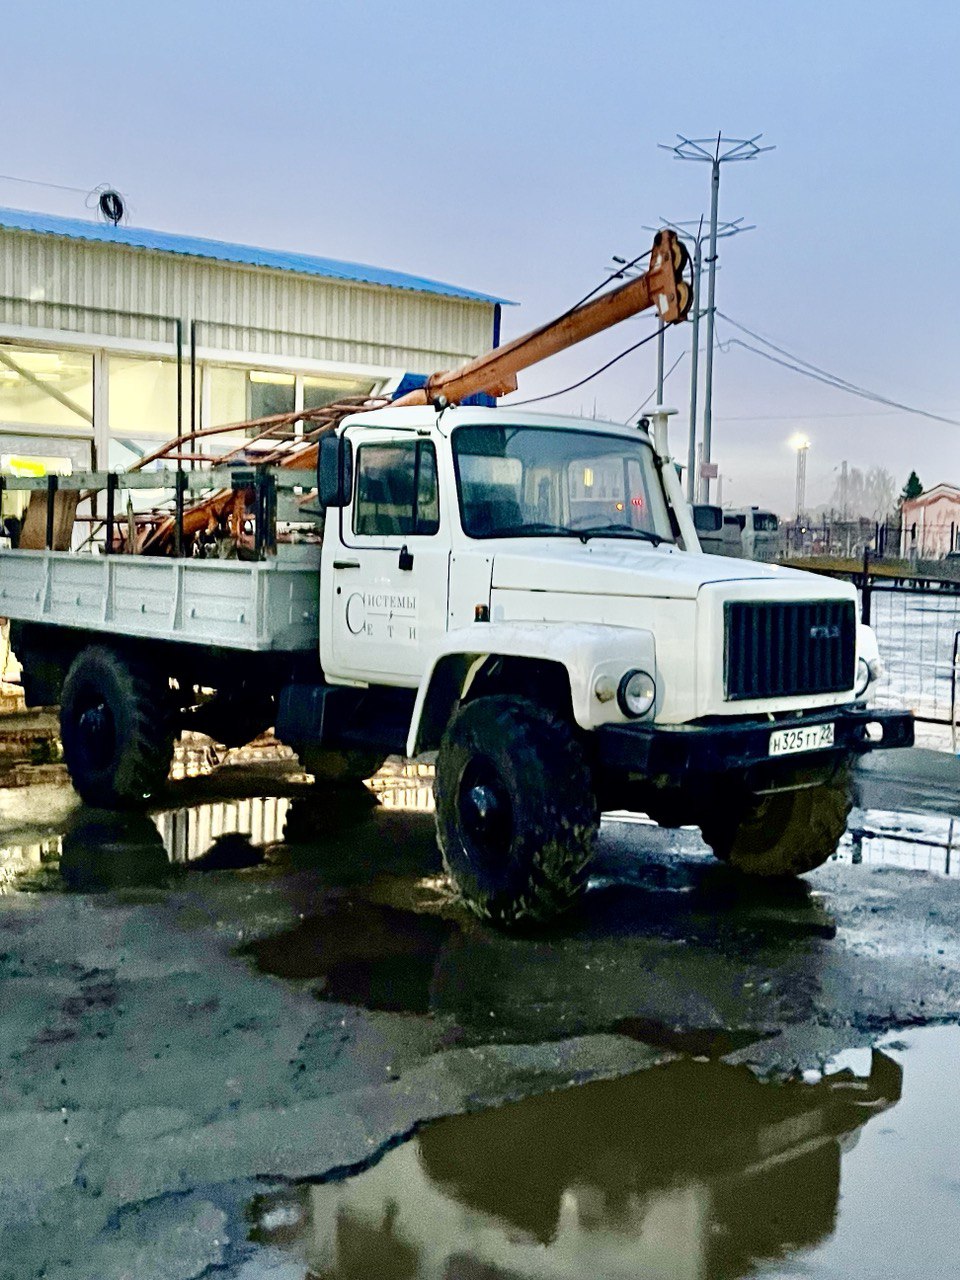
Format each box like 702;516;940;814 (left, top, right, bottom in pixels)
768;722;835;757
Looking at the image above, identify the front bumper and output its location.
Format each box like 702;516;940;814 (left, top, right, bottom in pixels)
597;704;914;778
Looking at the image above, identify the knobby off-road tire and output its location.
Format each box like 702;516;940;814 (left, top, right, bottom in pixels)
60;646;175;808
699;762;853;877
435;695;598;928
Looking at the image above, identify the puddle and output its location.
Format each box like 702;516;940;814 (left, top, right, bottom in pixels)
1;760;439;893
4;750;960;897
246;872;841;1041
3;797;294;893
242;1032;938;1280
834;808;960;877
245;899;458;1015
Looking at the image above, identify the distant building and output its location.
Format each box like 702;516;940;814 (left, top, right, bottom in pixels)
0;206;507;474
900;483;960;558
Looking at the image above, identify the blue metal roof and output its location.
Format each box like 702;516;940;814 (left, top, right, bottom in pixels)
0;206;511;305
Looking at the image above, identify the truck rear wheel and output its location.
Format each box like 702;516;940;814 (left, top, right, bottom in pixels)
435;695;598;928
60;646;175;808
699;763;853;877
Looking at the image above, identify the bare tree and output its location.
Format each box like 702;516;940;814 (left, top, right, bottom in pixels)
828;465;896;521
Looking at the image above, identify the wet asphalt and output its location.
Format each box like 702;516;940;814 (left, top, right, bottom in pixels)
1;746;959;1278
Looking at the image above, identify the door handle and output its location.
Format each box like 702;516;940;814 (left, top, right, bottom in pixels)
333;559;360;570
398;545;414;571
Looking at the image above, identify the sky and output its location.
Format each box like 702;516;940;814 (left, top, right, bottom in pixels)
1;0;958;515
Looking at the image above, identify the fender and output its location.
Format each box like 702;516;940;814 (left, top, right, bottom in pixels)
408;620;657;755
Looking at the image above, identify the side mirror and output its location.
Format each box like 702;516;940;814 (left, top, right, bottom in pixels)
318;433;353;508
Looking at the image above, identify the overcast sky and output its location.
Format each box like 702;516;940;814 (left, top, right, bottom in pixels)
2;0;958;514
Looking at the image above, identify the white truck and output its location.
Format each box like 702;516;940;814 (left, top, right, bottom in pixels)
2;403;912;926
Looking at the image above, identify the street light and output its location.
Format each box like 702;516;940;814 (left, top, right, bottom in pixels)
791;434;810;550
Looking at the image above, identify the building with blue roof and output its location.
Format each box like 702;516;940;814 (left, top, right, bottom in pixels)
0;206;508;473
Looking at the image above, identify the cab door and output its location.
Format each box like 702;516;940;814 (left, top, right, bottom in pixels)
329;432;450;684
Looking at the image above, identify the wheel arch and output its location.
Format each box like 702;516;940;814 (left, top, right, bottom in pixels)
412;651;575;755
407;620;657;755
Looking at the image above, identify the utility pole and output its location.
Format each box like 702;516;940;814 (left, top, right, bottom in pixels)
659;134;773;501
647;217;752;503
687;234;701;501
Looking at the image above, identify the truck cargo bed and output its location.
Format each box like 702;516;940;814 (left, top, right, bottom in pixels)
0;549;320;652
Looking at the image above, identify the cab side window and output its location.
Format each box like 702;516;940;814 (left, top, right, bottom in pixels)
354;441;440;537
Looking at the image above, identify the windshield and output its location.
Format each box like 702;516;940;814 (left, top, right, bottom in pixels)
452;425;675;543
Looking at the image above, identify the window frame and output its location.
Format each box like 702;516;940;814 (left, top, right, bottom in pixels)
350;437;440;541
451;423;675;543
0;342;95;435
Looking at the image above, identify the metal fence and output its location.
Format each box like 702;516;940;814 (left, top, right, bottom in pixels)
780;517;903;560
866;585;960;732
774;521;960;743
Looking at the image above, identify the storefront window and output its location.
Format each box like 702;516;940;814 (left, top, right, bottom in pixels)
248;369;295;420
108;435;167;470
205;366;247;429
0;345;93;430
303;374;375;409
109;356;181;439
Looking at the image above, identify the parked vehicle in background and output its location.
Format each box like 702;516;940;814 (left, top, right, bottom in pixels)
691;503;725;555
735;507;780;562
694;505;780;562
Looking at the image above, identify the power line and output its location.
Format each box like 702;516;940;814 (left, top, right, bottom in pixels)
717;410;901;422
504;326;664;407
716;312;960;428
0;173;90;195
717;312;899;396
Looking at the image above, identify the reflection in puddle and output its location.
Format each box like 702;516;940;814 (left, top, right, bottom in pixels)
368;761;435;813
3;797;294;892
3;762;436;892
3;754;959;896
248;1048;903;1280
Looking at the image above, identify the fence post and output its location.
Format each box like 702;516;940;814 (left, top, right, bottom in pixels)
45;475;58;551
861;546;872;625
104;472;117;555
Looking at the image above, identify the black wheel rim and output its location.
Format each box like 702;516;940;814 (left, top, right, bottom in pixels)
457;756;514;863
74;694;117;771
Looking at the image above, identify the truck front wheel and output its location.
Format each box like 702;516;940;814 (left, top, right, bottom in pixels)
435;695;598;927
60;646;175;808
699;762;853;877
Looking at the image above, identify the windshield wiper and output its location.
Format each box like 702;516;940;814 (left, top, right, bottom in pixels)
480;522;576;538
574;523;666;546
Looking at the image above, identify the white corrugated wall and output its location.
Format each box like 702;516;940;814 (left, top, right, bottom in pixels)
0;229;495;372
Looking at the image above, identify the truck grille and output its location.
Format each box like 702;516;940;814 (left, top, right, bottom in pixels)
724;600;856;700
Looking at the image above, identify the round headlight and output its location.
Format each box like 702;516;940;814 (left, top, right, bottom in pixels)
618;669;656;718
854;657;871;696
